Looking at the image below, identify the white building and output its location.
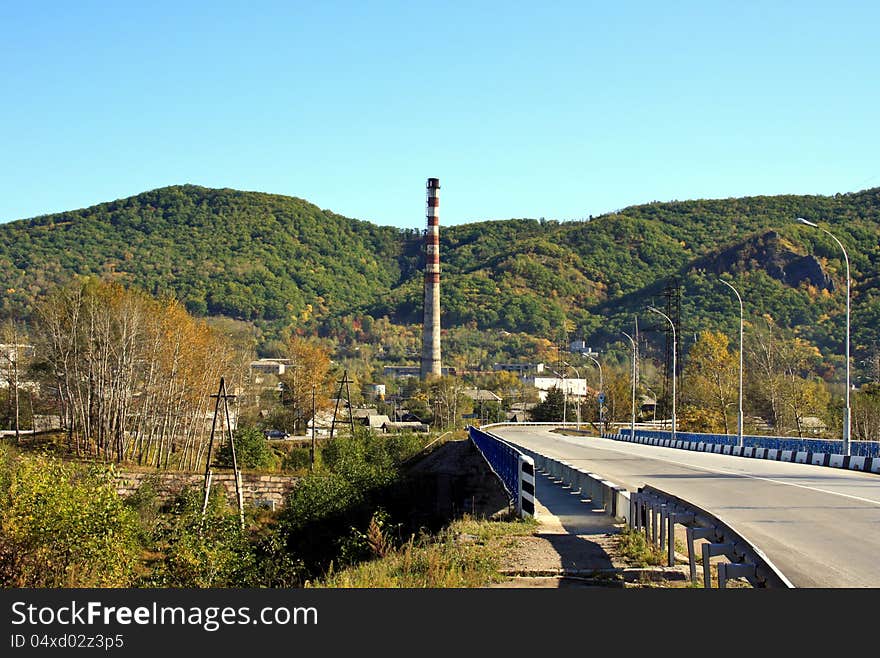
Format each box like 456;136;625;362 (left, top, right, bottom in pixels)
526;376;589;401
249;358;291;376
569;341;598;357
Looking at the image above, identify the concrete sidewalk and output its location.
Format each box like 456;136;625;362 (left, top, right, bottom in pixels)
532;470;620;535
494;471;690;587
497;471;622;579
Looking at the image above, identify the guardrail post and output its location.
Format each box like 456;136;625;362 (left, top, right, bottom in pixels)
718;562;757;588
590;475;603;506
633;493;642;531
658;504;668;552
702;542;735;588
651;501;660;546
629;493;638;530
577;471;590;498
668;512;694;567
686;527;717;583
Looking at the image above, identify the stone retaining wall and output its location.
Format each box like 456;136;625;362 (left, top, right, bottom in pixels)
115;470;299;510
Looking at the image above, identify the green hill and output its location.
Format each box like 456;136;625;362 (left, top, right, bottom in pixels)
0;185;416;323
2;184;878;376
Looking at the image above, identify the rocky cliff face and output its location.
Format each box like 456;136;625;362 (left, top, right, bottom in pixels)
696;230;834;291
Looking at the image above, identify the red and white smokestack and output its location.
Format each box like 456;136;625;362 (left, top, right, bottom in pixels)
421;177;442;379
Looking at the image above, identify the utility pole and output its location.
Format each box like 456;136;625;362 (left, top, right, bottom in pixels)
330;370;356;439
221;383;244;530
202;377;244;529
310;383;316;472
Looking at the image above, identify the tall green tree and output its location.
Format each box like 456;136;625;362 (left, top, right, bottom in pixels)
531;387;565;422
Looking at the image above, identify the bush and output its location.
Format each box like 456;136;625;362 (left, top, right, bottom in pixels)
0;450;141;587
319;428;397;487
124;474;164;542
215;425;279;471
281;446;312;472
142;486;259;588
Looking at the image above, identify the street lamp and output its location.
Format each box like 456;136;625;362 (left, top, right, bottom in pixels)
586;355;603;429
796;217;851;455
648;306;676;440
622;332;637;441
719;278;744;447
562;360;581;431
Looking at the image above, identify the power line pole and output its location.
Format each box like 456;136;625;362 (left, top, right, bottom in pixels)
202;377;243;529
310;383;316;472
330;370;356;439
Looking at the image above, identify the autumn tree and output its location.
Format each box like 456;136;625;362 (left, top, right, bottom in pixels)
427;376;469;429
852;384;880;442
0;321;31;442
744;315;831;436
744;316;785;433
594;363;634;428
278;337;332;435
778;374;831;437
681;331;738;434
36;278;237;468
772;337;830;436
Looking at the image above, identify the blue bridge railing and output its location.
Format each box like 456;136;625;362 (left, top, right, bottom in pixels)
619;428;880;458
468;425;521;501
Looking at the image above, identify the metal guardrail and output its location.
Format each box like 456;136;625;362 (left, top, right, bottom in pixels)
631;485;794;588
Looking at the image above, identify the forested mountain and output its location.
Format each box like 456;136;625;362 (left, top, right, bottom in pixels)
0;185;417;323
2;184;879;378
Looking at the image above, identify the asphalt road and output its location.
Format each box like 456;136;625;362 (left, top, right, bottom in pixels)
492;425;880;588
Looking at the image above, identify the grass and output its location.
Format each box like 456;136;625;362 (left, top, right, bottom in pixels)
615;527;666;567
310;514;539;588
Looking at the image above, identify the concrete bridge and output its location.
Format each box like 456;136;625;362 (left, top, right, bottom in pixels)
469;423;880;588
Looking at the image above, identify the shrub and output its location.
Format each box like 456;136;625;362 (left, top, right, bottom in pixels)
281;446;312;473
142;486;259;588
215;425;279;471
0;452;141;587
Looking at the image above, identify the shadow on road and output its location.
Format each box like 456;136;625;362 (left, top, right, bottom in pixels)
530;471;619;571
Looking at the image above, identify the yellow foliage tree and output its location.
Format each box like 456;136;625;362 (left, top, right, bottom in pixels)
681;330;738;434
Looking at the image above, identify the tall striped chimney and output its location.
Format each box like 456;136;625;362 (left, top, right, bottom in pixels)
421;178;442;379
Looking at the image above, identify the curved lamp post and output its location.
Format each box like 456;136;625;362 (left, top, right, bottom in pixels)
648;306;676;440
719;278;744;447
621;332;637;441
796;217;851;455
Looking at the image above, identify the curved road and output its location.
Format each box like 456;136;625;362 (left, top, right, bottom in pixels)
492;426;880;588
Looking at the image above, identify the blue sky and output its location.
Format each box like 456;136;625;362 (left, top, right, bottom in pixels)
2;1;878;229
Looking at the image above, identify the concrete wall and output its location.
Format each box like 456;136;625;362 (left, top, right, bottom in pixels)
114;470;300;510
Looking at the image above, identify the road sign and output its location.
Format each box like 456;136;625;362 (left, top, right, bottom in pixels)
598;392;606;405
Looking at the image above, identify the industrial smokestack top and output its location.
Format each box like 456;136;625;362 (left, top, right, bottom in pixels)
426;178;440;189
